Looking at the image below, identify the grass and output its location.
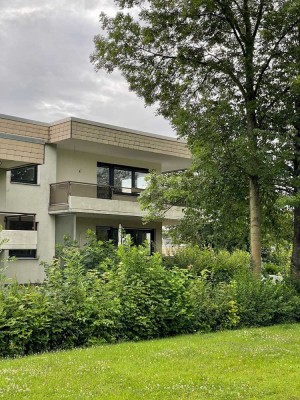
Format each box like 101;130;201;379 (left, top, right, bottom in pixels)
1;324;300;400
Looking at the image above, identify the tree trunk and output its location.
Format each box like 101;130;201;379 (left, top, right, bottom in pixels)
291;23;300;278
292;206;300;278
249;175;261;276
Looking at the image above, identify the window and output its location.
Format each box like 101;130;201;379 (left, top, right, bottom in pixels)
97;162;148;195
96;226;154;253
114;168;132;190
5;215;36;230
9;249;37;258
134;171;147;189
96;226;118;246
11;165;37;184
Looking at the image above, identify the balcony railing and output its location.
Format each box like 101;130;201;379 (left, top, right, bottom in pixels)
49;181;144;206
0;212;37;250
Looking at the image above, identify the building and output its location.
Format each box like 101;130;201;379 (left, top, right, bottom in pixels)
0;114;191;283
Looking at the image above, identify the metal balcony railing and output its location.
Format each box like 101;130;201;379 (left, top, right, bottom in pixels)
49;181;144;206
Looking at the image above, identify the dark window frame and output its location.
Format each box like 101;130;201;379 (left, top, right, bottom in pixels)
96;226;155;253
97;162;148;190
10;165;38;185
9;249;37;259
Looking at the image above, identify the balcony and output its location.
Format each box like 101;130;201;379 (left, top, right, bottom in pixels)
0;212;37;250
0;230;37;250
49;181;145;217
49;181;184;221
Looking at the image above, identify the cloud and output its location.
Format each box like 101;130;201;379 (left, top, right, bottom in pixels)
0;0;175;136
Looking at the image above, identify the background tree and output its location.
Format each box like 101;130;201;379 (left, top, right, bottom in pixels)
92;0;300;275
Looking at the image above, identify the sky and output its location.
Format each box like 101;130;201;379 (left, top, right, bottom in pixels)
0;0;175;136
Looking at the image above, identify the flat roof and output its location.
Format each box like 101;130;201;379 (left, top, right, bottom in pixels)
0;113;186;144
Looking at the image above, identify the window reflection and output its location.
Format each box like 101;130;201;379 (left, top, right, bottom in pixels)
114;169;132;189
134;171;147;189
97;166;109;186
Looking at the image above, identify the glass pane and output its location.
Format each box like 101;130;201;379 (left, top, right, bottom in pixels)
9;249;36;258
134;171;147;189
96;227;109;242
11;165;37;184
6;217;35;231
114;169;132;190
111;228;119;246
97;166;110;186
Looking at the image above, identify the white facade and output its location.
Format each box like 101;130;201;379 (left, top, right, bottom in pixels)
0;114;191;283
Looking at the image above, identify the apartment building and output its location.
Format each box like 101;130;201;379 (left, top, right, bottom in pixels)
0;114;191;283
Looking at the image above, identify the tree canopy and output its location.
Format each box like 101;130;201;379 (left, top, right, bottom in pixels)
92;0;300;275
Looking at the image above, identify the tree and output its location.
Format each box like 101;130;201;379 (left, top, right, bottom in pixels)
91;0;300;275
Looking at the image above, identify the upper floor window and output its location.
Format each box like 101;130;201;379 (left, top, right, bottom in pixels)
97;163;148;193
11;165;38;184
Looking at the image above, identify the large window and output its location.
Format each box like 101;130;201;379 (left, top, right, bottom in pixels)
97;163;148;194
96;226;154;253
11;165;38;184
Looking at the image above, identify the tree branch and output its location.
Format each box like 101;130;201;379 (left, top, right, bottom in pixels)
255;16;300;95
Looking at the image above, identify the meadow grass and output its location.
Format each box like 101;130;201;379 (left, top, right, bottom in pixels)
0;324;300;399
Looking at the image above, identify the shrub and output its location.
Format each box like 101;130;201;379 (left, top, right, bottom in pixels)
235;273;300;327
1;234;300;358
191;273;240;332
106;240;196;340
44;247;120;349
56;230;118;273
164;246;250;283
0;282;52;357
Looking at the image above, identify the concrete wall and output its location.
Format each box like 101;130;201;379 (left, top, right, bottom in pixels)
4;144;57;282
56;148;161;184
4;258;46;283
55;214;76;246
0;230;37;249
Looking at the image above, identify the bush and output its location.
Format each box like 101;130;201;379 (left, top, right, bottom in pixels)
191;272;240;332
0;239;196;356
235;272;300;327
44;247;120;350
106;240;196;340
56;230;118;273
0;283;51;357
0;247;120;357
1;235;300;358
164;246;250;283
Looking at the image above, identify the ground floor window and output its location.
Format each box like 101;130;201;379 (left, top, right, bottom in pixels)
9;249;37;258
5;215;36;230
96;226;154;253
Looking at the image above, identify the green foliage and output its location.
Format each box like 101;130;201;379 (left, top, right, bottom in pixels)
44;248;121;350
164;246;250;283
235;273;300;327
56;230;118;273
262;242;292;276
1;236;300;358
0;283;51;357
106;240;195;340
192;277;240;332
91;0;300;274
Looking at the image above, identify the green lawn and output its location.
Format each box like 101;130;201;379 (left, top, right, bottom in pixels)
1;324;300;400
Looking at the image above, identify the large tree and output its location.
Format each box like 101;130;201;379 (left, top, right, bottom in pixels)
92;0;300;275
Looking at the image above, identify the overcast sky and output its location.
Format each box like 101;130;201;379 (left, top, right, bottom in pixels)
0;0;175;136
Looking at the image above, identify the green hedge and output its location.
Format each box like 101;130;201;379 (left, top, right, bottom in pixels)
0;238;299;357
